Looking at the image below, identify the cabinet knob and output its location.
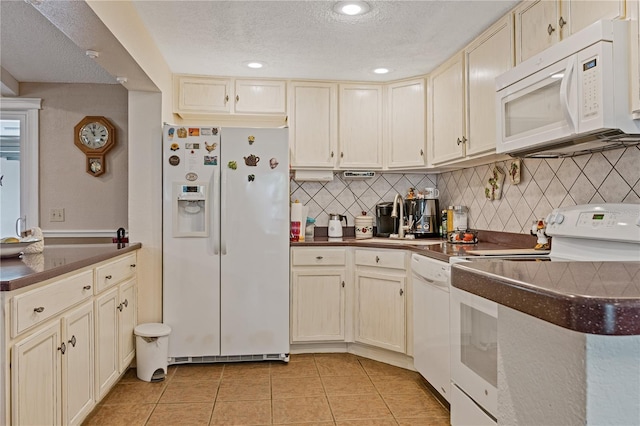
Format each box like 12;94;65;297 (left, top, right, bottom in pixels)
342;281;345;288
316;256;324;260
83;285;92;291
34;306;45;313
462;136;467;144
341;152;344;158
559;16;567;29
236;95;240;102
58;342;66;354
105;275;112;280
456;138;462;146
547;24;556;35
130;264;136;268
331;151;334;158
123;299;129;308
420;149;424;156
117;303;124;312
68;335;77;347
399;288;404;296
375;256;380;263
225;95;229;103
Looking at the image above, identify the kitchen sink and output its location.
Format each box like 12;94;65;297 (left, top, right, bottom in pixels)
354;237;443;246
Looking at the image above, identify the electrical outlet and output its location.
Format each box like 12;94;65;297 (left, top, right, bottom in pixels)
50;208;65;222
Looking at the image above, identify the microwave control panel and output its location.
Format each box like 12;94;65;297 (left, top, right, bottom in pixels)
546;204;640;242
581;57;601;119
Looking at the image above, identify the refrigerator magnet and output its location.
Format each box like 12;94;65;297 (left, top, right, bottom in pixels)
201;128;212;136
170;143;179;151
167;127;175;139
185;172;198;181
168;155;180;166
248;174;255;182
248;135;255;144
244;154;260;166
205;141;217;152
212;127;219;135
204;156;217;166
228;161;237;170
269;158;279;169
188;128;200;137
177;127;187;138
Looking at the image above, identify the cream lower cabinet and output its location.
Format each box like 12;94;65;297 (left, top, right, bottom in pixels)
290;248;347;342
354;249;407;353
95;278;137;400
12;301;94;426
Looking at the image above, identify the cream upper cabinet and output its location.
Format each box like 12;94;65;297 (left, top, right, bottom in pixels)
290;248;347;343
339;84;383;169
385;79;427;169
173;75;286;117
289;81;338;169
429;52;466;165
565;0;626;35
234;79;286;114
174;75;231;114
515;0;626;64
465;15;514;157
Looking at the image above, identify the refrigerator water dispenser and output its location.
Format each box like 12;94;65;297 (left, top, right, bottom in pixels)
173;183;209;237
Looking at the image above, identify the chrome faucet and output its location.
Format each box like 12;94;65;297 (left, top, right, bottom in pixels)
391;193;405;239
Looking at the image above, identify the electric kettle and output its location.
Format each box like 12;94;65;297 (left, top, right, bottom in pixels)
328;214;348;238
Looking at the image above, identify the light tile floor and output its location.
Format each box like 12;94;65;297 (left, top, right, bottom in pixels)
83;353;450;425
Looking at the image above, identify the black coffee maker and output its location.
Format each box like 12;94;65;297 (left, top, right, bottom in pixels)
376;202;397;237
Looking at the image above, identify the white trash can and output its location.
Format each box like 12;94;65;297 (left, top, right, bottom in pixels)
134;323;171;382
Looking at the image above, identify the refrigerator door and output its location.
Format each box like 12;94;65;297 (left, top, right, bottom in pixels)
219;127;290;356
162;125;222;358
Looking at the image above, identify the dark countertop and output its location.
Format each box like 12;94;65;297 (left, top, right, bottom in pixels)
1;243;142;292
452;260;640;335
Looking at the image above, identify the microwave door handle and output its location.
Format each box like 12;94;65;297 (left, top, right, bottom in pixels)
559;59;577;132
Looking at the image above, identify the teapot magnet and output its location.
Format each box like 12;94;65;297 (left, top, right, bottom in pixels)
244;154;260;166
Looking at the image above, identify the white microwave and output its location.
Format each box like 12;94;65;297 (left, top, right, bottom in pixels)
496;20;640;158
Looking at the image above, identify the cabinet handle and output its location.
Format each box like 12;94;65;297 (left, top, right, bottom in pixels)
68;335;77;347
123;299;129;308
83;285;92;291
117;303;123;312
58;342;66;354
558;16;567;29
130;264;136;268
105;275;112;280
316;256;324;260
225;95;229;103
547;24;556;35
399;288;404;296
342;281;345;288
34;307;45;313
375;256;380;263
236;95;240;102
420;149;424;156
456;138;462;146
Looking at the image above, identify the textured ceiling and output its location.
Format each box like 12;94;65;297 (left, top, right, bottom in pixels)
1;0;519;86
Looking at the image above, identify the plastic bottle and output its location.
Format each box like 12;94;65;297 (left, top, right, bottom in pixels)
447;206;454;233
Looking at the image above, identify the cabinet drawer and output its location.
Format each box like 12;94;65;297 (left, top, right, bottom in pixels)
96;253;137;293
12;270;94;337
355;249;406;270
292;248;346;266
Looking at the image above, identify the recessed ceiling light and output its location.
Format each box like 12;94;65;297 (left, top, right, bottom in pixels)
334;1;370;16
245;61;264;69
373;68;390;74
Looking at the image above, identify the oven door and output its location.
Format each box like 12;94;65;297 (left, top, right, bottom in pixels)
497;54;578;155
450;286;498;418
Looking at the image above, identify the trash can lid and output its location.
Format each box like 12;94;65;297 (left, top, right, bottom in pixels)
134;323;171;337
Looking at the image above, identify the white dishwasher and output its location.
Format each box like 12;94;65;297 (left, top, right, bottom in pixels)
411;253;451;402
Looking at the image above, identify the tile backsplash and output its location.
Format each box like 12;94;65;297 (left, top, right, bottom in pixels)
291;146;640;234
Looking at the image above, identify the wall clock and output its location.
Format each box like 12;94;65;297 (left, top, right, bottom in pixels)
74;116;116;177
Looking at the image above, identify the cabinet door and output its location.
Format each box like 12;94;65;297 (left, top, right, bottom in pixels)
118;279;137;371
289;81;338;169
386;79;427;169
354;271;406;353
429;53;466;165
175;75;231;113
339;84;383;169
94;287;119;400
62;302;94;426
465;15;514;157
564;0;626;35
514;0;560;64
234;79;286;114
12;322;62;426
291;269;346;342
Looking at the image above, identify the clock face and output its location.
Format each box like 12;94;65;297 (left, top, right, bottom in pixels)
80;122;109;149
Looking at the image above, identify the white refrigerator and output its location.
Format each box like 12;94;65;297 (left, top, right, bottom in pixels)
162;125;290;362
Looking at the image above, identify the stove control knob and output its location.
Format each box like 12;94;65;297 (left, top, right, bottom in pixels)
546;213;555;225
555;213;565;224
